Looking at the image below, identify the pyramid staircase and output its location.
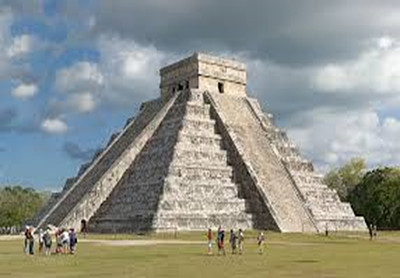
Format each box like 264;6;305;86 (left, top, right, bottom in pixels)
90;90;255;232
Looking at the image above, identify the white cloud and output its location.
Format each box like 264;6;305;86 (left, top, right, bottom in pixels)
67;92;97;113
313;36;400;94
11;83;38;100
7;34;36;57
288;109;400;171
97;35;172;105
56;61;104;94
40;118;68;134
54;61;103;114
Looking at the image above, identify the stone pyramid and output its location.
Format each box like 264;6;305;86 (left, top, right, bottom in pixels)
34;53;367;233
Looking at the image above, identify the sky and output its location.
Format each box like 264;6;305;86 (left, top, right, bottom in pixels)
1;0;400;191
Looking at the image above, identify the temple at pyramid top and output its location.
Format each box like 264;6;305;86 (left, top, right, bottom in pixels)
160;52;247;98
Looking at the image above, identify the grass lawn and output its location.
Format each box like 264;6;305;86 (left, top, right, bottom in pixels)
0;231;399;278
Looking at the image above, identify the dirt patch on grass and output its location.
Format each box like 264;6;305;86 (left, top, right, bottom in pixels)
82;239;204;246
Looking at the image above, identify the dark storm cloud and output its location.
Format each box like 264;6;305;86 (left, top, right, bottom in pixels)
87;0;400;66
62;141;96;161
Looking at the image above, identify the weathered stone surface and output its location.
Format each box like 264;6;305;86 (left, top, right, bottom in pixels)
35;53;367;233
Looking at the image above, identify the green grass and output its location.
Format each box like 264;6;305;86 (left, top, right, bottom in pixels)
1;232;399;278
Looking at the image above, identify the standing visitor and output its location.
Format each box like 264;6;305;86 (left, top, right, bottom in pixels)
69;228;78;254
61;229;70;253
373;224;378;239
56;229;63;254
238;229;244;255
38;228;44;253
24;226;29;254
229;229;237;254
257;232;265;255
27;227;35;255
207;228;213;255
43;228;52;256
217;226;226;256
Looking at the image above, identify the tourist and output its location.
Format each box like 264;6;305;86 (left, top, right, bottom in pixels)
69;228;78;254
238;229;244;255
229;229;237;254
206;228;213;255
217;226;226;256
27;226;35;255
61;229;70;253
257;232;265;254
43;228;52;256
38;228;44;253
55;229;63;254
23;226;29;254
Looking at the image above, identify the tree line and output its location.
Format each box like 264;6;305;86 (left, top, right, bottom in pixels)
324;158;400;230
0;186;48;233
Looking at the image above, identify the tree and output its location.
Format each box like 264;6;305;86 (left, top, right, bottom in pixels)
0;186;48;228
349;167;400;229
323;158;366;201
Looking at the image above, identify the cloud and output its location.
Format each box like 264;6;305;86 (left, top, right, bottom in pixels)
55;61;104;94
314;37;400;97
66;92;97;113
77;0;400;66
62;141;96;161
11;83;38;100
288;108;400;171
96;35;172;106
7;34;37;58
52;35;172;113
40;118;68;134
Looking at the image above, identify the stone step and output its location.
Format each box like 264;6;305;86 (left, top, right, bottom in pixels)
162;186;240;201
164;178;238;190
92;213;253;233
167;165;233;181
167;102;211;120
315;217;367;231
296;182;329;189
158;199;247;212
284;160;314;172
171;148;228;165
308;203;355;218
301;187;339;199
161;118;216;134
135;148;229;169
148;132;223;149
291;171;325;184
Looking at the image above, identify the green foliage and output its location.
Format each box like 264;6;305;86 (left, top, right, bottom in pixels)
0;186;48;227
324;158;366;201
349;168;400;229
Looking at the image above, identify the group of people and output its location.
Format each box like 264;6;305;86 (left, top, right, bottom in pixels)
24;226;78;255
207;226;266;255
